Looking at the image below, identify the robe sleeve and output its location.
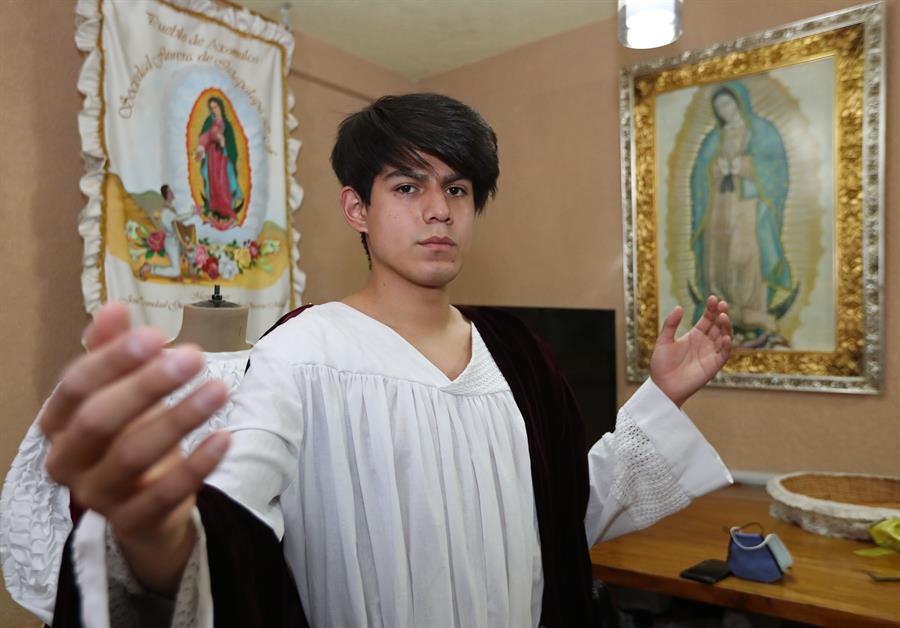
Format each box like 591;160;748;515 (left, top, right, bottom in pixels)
203;330;305;539
50;331;310;627
52;487;308;628
198;126;216;151
584;377;732;546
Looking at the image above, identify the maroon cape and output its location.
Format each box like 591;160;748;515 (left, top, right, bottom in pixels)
52;305;594;627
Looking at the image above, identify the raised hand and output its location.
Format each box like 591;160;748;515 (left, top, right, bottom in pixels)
41;301;230;594
650;296;733;407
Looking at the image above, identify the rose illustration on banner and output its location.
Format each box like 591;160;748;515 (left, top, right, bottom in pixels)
147;231;166;253
203;256;219;279
125;217;281;283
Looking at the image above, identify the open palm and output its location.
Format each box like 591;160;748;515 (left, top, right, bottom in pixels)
650;296;733;407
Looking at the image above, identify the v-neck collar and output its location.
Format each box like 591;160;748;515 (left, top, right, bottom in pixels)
332;302;476;386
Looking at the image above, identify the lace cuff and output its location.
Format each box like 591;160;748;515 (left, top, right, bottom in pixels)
105;517;203;628
585;378;732;544
622;378;733;500
71;508;212;628
611;377;732;529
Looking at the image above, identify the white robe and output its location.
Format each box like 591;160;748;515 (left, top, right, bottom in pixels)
72;302;731;628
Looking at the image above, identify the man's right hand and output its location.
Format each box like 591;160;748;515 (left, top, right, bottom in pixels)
41;301;231;595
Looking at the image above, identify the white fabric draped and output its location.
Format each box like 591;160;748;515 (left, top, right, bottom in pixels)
37;302;731;628
208;303;544;628
0;350;250;625
201;303;731;628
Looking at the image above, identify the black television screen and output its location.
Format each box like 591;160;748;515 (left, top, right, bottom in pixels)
493;306;617;448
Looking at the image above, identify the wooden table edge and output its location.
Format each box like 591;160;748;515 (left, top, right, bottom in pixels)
592;564;900;627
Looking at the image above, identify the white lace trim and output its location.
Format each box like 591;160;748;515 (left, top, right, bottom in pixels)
442;326;510;396
610;411;691;530
0;351;247;623
105;512;206;628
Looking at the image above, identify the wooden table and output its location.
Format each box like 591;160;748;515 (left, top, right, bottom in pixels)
590;484;900;626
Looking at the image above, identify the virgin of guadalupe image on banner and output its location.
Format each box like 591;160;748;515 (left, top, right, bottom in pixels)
75;0;305;341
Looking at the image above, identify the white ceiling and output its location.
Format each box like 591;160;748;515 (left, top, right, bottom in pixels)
234;0;618;81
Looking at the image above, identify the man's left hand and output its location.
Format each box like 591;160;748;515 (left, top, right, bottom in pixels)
650;296;733;407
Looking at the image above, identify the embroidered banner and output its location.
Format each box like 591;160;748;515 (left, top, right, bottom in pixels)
75;0;305;341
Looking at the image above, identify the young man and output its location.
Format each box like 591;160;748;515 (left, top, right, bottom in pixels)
44;93;733;627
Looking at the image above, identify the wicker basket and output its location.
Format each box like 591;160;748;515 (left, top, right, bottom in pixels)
766;472;900;540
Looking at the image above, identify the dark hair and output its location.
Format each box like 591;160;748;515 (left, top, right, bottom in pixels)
160;184;172;198
330;93;499;260
711;87;741;127
208;97;226;118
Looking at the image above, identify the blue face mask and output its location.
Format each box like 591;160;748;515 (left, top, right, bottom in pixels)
726;525;793;583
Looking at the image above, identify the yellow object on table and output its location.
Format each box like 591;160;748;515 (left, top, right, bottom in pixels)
855;518;900;557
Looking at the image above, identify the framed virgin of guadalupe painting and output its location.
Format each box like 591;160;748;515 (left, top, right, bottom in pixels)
620;2;885;393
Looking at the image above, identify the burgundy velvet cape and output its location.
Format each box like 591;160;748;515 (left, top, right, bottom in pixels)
52;305;594;627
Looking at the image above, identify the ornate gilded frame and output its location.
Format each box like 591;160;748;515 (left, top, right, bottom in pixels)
621;2;885;393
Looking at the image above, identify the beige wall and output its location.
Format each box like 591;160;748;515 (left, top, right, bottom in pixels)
289;31;414;304
0;4;88;624
420;0;900;476
0;2;411;624
1;0;896;624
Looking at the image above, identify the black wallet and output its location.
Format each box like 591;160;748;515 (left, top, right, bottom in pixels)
679;558;732;584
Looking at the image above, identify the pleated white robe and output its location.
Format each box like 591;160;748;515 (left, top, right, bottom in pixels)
69;302;731;628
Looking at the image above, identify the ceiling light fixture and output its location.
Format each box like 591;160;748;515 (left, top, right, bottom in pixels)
617;0;684;49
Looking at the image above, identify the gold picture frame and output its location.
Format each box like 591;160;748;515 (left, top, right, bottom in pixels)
620;2;885;393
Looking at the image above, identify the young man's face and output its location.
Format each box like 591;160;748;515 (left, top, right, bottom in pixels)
362;153;476;290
